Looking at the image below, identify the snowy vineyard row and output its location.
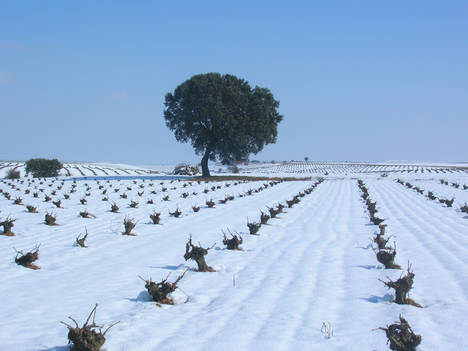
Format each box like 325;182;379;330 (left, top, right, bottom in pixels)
0;162;157;178
0;176;323;349
245;161;468;176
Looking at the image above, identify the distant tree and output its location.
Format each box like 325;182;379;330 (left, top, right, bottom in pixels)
164;73;283;177
304;157;309;162
5;168;20;179
25;158;63;178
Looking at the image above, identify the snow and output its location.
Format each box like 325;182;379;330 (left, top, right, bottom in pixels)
0;161;467;350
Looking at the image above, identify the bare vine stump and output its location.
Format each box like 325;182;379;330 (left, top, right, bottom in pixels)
376;245;400;269
374;234;390;250
149;211;161;224
268;206;280;218
14;197;23;205
192;205;200;212
61;304;119;351
110;203;119;213
184;235;215;272
26;205;38;213
45;212;58;225
206;199;215;208
129;200;139;208
76;229;89;248
377;315;421;351
371;215;385;226
374;226;390;250
79;210;95;219
380;265;422;307
15;245;40;269
427;191;437;200
140;270;187;305
247;220;261;235
1;217;16;236
123;217;136;236
223;231;243;250
260;211;270;224
169;208;182;218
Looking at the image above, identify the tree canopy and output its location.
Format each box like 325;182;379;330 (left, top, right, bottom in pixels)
164;73;283;177
25;158;63;178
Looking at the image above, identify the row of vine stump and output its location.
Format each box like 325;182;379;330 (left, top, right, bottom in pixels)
396;179;468;214
67;178;324;350
1;177;324;350
0;178;285;255
358;179;422;351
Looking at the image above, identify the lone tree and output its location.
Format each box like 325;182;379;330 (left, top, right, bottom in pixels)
25;158;63;178
164;73;283;177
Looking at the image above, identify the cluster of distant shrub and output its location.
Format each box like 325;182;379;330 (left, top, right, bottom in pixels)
172;164;200;176
5;169;20;180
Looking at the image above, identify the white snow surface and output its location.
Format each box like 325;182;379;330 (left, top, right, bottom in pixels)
0;161;467;350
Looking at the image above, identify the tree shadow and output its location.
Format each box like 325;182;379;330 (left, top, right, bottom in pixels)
37;346;69;351
126;290;152;303
356;264;380;270
361;294;393;304
356;243;373;250
149;264;186;271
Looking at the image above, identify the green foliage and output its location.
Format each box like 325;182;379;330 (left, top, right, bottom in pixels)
5;169;20;179
25;158;63;178
164;73;283;176
229;165;240;174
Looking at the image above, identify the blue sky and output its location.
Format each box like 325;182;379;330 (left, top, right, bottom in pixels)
1;1;467;165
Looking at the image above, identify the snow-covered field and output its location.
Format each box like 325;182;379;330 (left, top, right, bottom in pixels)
0;162;161;179
0;161;467;350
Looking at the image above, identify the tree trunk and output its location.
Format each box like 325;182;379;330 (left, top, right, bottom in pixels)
201;147;211;177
